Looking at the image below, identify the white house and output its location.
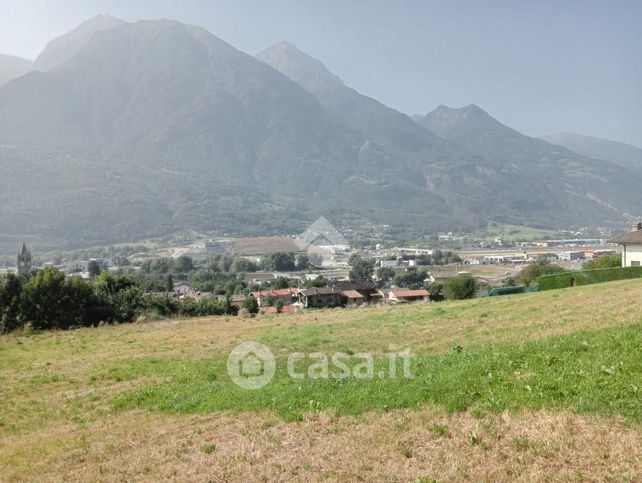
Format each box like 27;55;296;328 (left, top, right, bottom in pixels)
609;222;642;267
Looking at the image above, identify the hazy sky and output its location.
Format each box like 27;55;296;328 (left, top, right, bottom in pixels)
1;0;641;146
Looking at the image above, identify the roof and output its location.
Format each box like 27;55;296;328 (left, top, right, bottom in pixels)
609;228;642;245
389;289;430;298
298;287;340;296
251;288;298;297
330;280;377;291
341;290;364;299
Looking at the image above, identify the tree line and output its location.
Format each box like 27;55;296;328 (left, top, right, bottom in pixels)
0;267;237;333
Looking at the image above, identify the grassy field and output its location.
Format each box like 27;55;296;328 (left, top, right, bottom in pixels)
1;280;642;481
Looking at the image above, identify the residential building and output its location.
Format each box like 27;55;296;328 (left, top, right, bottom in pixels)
296;287;343;308
250;288;299;307
388;289;430;303
341;290;365;306
609;222;642;267
329;280;384;303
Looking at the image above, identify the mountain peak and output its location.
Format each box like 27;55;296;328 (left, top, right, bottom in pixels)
257;41;343;91
34;14;124;71
428;104;493;123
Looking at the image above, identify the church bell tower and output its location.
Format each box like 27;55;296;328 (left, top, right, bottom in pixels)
17;242;32;277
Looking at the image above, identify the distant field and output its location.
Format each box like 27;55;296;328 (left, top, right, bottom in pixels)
483;223;559;241
232;236;303;255
1;280;641;481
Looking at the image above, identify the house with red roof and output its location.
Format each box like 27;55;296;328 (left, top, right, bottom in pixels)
387;289;430;303
250;287;299;307
341;290;365;306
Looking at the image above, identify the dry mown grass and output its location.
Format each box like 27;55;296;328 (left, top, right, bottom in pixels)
1;408;640;482
1;279;642;481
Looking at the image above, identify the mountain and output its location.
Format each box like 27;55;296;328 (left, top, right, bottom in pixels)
540;133;642;169
1;19;641;251
1;20;369;249
260;45;642;227
34;14;124;71
257;41;449;153
414;104;642;223
417;104;530;159
0;54;32;87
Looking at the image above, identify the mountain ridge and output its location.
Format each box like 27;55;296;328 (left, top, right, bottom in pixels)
0;18;640;251
0;54;33;87
540;132;642;168
34;14;124;71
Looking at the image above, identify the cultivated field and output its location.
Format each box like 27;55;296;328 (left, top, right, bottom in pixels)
1;280;641;481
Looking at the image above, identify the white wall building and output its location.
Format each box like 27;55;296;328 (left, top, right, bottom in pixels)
609;222;642;267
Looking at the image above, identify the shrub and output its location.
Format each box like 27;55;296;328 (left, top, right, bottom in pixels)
444;275;477;300
93;272;144;323
275;300;285;313
243;295;259;315
516;260;566;286
583;254;621;270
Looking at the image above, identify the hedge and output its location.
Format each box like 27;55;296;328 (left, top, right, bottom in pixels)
489;286;539;296
538;266;642;291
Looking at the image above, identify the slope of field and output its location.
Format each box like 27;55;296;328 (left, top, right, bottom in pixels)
1;280;642;481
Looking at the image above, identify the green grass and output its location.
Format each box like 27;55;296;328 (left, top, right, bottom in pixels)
113;323;642;421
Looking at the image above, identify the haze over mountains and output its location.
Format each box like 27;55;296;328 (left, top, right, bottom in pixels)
0;54;32;87
540;133;642;169
34;14;125;72
0;15;640;251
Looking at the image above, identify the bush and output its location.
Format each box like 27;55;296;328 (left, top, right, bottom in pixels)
516;260;566;286
583;254;621;270
243;295;259;315
444;275;477;300
143;294;178;317
538;266;642;291
93;272;144;323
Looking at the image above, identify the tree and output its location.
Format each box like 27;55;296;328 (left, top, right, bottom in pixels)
165;274;174;292
444;275;477;300
87;260;102;278
349;255;375;281
516;259;566;286
20;267;96;330
231;258;259;273
583;254;621;270
426;282;445;302
296;254;311;270
273;276;290;289
93;272;144;323
149;258;173;274
261;252;296;271
302;276;328;288
393;269;428;289
243;295;259;315
174;256;194;273
377;267;396;286
0;274;23;332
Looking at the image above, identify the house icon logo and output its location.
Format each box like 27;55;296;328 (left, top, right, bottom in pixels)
295;216;350;266
227;341;276;390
